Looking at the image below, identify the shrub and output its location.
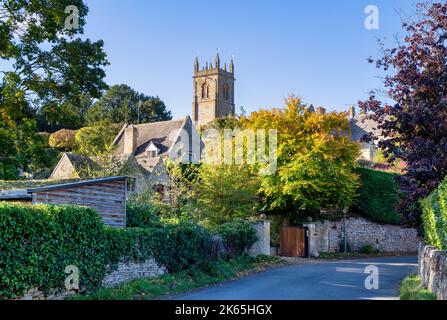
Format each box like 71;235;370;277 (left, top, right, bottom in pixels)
421;177;447;249
48;129;77;151
104;222;212;273
0;203;257;299
353;168;401;224
215;220;258;259
359;244;374;254
126;202;161;228
0;203;108;298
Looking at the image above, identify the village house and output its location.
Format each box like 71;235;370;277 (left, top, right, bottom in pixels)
50;116;203;199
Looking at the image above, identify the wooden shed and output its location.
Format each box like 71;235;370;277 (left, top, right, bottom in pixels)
27;176;128;228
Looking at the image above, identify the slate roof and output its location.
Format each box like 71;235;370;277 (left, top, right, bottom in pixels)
65;153;101;172
349;114;382;142
113;118;188;157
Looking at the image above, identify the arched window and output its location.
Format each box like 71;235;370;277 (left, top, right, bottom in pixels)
201;83;209;99
223;84;229;100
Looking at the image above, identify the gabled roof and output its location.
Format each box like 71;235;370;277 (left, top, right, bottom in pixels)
50;153;100;179
350;114;382;142
112;117;190;157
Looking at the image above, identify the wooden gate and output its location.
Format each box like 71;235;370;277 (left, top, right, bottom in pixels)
280;227;307;257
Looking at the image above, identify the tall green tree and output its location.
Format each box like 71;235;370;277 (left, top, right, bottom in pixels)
85;84;172;124
0;0;109;178
241;97;360;217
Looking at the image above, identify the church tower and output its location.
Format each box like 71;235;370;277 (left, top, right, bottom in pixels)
192;53;235;126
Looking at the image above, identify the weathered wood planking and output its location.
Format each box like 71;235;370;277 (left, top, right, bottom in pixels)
30;177;127;228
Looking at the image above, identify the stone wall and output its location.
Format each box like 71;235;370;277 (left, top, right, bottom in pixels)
102;258;166;288
17;257;166;300
249;221;271;256
419;244;447;300
304;217;420;256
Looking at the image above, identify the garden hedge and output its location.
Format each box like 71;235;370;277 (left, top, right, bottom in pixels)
421;177;447;249
0;203;256;299
353;168;401;224
0;203;108;298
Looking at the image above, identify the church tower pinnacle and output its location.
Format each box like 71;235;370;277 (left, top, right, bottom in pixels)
192;54;235;126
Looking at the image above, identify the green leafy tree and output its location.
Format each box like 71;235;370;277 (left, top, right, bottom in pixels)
242;96;360;218
0;0;108;178
75;122;121;156
191;163;260;227
85;84;172;124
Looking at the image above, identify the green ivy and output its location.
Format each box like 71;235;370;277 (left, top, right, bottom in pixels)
0;203;257;298
421;177;447;249
0;203;108;298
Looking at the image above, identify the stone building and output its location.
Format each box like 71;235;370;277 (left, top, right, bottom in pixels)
347;106;382;162
50;116;203;199
192;53;235;126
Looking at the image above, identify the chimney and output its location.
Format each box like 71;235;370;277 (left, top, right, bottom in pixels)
316;107;326;115
348;106;356;119
124;125;138;155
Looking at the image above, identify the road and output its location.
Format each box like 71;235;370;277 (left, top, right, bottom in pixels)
174;256;417;300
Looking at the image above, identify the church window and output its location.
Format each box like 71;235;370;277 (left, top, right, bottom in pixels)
201;83;209;99
223;85;230;100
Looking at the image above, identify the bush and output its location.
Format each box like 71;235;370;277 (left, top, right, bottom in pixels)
359;244;374;254
126;202;161;228
0;203;257;298
353;168;401;224
104;222;211;273
421;177;447;249
49;129;77;151
0;203;108;298
214;220;258;259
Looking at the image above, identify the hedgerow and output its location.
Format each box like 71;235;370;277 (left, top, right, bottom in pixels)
353;168;401;224
0;203;256;298
0;203;108;298
421;177;447;249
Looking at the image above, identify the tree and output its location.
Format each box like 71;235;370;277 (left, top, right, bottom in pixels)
0;0;108;178
49;129;77;151
191;163;260;226
85;84;172;124
75;122;121;156
358;1;447;227
242;97;360;218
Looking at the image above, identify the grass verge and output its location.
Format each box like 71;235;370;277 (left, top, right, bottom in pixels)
68;255;284;300
399;274;436;300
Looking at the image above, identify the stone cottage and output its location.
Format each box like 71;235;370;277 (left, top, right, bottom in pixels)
347;106;382;162
50;116;203;199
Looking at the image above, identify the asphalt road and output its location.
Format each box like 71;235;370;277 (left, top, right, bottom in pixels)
174;256;418;300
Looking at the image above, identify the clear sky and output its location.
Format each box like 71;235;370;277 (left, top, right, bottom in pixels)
83;0;418;118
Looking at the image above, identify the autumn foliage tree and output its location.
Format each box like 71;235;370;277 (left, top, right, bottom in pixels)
358;1;447;227
241;97;360;218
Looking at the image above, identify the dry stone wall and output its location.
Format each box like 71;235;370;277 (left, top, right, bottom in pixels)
16;257;166;300
419;244;447;300
305;217;420;255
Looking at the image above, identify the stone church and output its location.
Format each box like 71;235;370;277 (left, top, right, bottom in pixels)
192;53;235;126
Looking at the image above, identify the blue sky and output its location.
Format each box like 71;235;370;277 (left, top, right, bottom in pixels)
83;0;417;118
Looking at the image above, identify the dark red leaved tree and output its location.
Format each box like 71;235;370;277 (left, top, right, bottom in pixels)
359;1;447;227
